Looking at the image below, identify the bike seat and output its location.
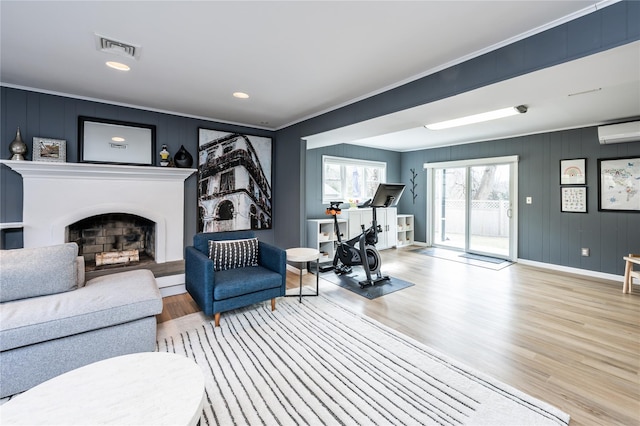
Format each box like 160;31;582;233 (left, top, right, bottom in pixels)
326;201;343;215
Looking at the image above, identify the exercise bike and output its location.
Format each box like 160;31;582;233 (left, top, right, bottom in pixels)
325;183;405;288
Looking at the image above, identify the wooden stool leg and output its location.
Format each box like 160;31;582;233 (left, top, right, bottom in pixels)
214;312;221;327
271;298;276;311
623;260;631;294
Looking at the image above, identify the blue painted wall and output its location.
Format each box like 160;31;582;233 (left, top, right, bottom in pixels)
305;144;401;219
398;128;640;274
303;130;640;275
0;87;276;249
280;0;640;276
2;1;638;276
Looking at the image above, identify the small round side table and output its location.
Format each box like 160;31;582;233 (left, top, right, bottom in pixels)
286;247;320;303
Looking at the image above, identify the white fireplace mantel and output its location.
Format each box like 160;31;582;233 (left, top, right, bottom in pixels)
0;160;196;264
0;160;196;181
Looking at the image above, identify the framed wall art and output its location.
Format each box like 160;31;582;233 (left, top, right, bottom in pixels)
561;186;587;213
598;156;640;212
560;158;586;185
33;137;66;162
197;128;272;232
78;116;156;165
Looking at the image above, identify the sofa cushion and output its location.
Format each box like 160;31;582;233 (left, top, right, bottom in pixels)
0;243;79;303
209;238;259;271
213;266;282;301
0;269;162;352
76;256;86;288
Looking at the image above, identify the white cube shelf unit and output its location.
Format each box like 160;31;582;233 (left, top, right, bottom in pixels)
307;218;347;264
396;214;414;247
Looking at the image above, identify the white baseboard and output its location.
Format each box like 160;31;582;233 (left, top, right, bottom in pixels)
157;273;186;297
516;258;624;282
159;284;186;297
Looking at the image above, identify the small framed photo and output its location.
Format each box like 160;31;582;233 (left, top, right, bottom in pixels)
33;137;66;162
560;158;586;185
561;186;587;213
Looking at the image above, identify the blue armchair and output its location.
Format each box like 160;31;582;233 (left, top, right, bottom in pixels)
185;231;286;326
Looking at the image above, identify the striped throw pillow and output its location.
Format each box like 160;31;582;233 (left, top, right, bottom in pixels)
208;238;259;271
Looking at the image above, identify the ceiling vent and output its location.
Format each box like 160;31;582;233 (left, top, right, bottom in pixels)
597;121;640;144
94;34;140;59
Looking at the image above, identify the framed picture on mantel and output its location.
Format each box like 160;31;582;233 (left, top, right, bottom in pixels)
33;137;66;162
78;116;156;166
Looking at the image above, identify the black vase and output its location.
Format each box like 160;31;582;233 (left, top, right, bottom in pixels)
174;145;193;168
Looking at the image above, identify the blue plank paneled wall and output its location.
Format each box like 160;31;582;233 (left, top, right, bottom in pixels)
305;145;401;219
291;0;640;276
2;1;639;277
306;133;640;276
0;87;276;250
402;130;640;276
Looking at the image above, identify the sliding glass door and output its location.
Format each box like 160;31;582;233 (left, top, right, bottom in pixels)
468;164;511;257
426;156;518;260
433;167;466;250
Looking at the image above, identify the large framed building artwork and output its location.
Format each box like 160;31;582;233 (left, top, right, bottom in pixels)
197;129;273;232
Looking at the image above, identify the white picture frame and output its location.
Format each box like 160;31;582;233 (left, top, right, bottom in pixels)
560;158;586;185
561;186;587;213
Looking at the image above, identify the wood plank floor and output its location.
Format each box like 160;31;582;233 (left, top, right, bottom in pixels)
157;247;640;426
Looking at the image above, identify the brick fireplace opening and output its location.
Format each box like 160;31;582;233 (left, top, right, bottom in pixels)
67;213;156;271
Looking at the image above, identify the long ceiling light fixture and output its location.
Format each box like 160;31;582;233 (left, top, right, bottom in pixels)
425;105;528;130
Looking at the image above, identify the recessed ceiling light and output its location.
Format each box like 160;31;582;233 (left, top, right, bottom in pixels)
111;137;125;142
106;61;130;71
425;105;527;130
233;92;249;99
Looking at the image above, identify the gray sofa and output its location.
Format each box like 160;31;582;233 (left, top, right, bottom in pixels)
0;243;163;398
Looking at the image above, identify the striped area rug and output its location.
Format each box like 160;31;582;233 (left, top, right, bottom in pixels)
156;297;569;426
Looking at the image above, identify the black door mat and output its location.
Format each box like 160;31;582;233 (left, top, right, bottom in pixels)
458;253;506;264
321;270;414;299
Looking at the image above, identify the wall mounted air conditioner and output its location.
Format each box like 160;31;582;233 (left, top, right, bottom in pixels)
597;121;640;144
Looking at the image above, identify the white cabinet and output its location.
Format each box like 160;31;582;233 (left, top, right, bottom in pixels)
307;218;347;264
378;208;397;249
396;214;414;247
343;207;397;249
346;209;372;239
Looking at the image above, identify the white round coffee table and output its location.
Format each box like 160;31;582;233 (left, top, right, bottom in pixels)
0;352;205;425
286;247;320;302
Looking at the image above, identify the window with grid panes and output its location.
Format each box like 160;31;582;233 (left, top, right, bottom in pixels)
322;155;386;204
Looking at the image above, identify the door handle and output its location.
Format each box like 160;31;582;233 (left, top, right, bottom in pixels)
507;208;513;218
